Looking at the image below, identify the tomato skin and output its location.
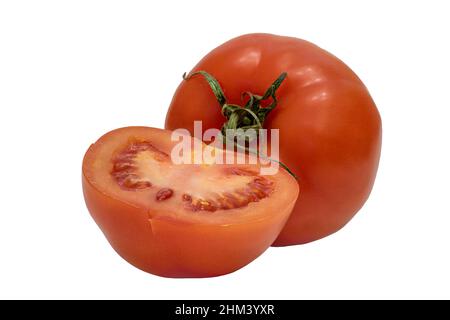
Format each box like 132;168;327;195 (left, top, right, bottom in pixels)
82;127;298;277
84;176;293;277
165;33;382;245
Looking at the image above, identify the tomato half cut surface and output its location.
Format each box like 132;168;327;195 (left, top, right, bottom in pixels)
82;127;299;278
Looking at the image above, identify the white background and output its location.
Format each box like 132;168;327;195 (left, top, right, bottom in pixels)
1;0;449;299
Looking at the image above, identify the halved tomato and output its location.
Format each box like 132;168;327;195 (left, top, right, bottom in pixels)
82;127;299;278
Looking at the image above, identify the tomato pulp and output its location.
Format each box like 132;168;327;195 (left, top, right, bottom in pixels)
165;33;382;246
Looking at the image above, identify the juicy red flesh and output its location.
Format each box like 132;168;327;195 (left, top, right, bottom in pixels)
111;141;165;190
182;177;274;212
111;140;275;212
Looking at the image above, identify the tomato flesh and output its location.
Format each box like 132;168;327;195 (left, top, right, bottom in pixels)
82;126;299;277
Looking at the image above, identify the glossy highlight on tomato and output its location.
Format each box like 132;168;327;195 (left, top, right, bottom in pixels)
165;33;382;246
82;127;299;277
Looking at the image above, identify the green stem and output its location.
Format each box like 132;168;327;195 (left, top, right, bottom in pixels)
183;71;227;106
184;71;297;179
234;140;298;179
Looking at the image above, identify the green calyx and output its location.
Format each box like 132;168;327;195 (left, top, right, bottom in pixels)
183;71;287;137
183;71;297;179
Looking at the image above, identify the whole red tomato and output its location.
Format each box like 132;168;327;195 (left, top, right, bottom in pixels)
165;33;381;246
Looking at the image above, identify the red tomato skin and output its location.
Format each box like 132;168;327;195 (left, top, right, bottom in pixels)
165;33;382;245
83;171;295;277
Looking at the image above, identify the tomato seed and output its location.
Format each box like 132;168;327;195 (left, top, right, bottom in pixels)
131;180;152;189
182;194;192;202
156;188;174;201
